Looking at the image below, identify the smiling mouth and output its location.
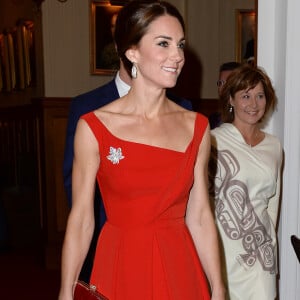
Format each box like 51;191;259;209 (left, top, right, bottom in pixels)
246;111;260;116
162;67;178;73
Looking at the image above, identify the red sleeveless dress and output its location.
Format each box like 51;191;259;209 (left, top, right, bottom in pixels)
81;112;210;300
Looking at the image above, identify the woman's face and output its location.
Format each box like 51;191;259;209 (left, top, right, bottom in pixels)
132;14;185;88
230;81;266;126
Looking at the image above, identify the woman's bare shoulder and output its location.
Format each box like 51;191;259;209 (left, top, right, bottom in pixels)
96;97;122;112
93;98;123;122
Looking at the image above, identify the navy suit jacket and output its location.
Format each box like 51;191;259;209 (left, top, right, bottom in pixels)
63;78;192;229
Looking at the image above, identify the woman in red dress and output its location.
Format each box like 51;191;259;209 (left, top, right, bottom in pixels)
58;2;225;299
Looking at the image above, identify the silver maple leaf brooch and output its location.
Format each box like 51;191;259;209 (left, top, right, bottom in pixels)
106;147;125;164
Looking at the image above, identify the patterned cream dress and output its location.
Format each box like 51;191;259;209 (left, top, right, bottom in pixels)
209;123;282;300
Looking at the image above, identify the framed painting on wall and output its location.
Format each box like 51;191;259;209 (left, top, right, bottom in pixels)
235;9;256;65
90;0;125;75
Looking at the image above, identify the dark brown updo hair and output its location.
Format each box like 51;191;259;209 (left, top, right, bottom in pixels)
114;1;185;77
220;64;276;123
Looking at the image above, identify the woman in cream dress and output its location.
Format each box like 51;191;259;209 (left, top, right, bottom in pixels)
209;65;283;300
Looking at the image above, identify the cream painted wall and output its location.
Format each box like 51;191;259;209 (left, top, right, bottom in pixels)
42;0;254;99
188;0;255;99
42;0;112;97
258;1;300;299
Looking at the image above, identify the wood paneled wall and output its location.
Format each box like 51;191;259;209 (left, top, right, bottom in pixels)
0;98;71;268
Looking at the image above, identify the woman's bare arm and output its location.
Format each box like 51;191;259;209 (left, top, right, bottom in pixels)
58;119;100;300
186;126;225;300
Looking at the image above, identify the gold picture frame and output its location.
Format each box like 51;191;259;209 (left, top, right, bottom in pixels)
235;9;257;65
90;0;124;75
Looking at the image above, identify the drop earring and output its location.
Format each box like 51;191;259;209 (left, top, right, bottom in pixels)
131;63;137;79
229;105;233;113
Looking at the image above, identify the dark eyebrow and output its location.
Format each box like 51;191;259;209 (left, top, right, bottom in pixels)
154;35;185;43
155;35;172;40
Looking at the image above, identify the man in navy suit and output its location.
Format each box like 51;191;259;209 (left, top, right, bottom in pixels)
62;61;192;281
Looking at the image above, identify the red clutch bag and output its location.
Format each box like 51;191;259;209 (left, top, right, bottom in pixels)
74;281;109;300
